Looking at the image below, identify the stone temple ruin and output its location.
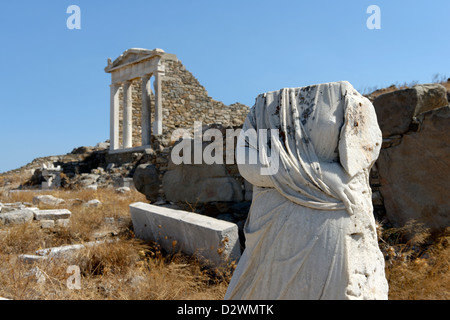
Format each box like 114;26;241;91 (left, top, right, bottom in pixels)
104;48;249;153
41;163;62;190
20;47;251;202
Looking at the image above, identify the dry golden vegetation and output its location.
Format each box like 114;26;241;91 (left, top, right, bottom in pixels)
0;187;231;300
380;221;450;300
1;185;448;300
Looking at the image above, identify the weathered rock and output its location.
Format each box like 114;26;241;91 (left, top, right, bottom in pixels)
116;187;131;194
25;266;46;283
31;241;110;260
0;202;27;213
69;198;84;206
117;177;134;188
130;202;241;267
85;184;98;190
373;84;448;137
32;195;65;206
33;209;72;221
133;164;161;201
84;199;102;207
162;139;243;203
18;254;48;264
41;164;62;189
377;105;450;229
0;209;34;225
40;220;55;229
80;174;100;187
56;219;70;228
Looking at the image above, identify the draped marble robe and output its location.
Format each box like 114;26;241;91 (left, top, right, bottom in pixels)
225;81;388;300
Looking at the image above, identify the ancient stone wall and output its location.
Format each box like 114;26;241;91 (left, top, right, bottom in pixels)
116;56;250;148
161;59;249;134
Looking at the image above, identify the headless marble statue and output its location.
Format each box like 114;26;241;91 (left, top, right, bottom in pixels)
225;81;388;300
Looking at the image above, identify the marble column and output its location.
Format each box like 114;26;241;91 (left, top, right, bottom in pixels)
122;80;133;149
153;70;163;136
110;83;120;151
141;75;152;146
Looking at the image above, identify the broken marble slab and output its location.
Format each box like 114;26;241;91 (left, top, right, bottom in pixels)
0;209;35;225
18;240;116;264
33;209;71;221
32;195;65;206
130;202;241;268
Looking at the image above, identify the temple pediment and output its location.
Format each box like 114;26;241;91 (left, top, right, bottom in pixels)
105;48;166;73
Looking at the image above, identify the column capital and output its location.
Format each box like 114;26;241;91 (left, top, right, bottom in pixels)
155;64;165;74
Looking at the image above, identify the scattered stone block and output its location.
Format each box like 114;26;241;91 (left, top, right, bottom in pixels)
95;142;110;149
80;174;100;187
130;202;241;268
0;209;34;225
40;220;55;229
32;195;65;206
41;163;62;190
18;254;49;264
85;184;98;191
70;198;84;206
56;219;70;228
116;187;130;194
36;243;86;259
25;266;46;283
33;209;71;221
119;177;134;188
84;199;102;207
1;202;26;213
18;241;110;265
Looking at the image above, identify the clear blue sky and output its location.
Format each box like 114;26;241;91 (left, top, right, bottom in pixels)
0;0;449;173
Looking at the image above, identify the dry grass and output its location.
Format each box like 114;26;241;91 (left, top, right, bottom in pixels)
0;187;230;300
1;177;449;300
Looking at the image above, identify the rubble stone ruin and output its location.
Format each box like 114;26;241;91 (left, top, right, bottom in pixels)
105;48;250;153
41;163;62;190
